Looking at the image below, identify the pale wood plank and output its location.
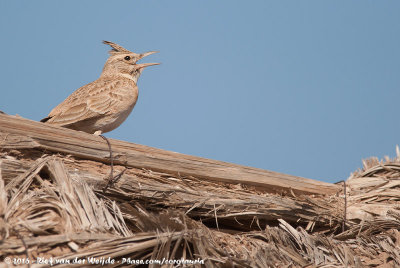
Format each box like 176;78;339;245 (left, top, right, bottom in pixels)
0;113;340;195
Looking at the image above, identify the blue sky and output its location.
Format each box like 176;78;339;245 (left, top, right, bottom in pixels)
1;1;399;183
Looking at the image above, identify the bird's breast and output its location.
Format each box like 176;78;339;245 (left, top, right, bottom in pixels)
98;82;139;133
112;81;138;107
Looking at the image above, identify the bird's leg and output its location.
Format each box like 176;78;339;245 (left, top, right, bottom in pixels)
97;133;114;193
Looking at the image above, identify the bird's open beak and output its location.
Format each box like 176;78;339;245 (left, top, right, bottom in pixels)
138;51;159;60
136;62;160;69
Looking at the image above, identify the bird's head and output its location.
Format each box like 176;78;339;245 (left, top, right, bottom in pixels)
101;41;158;79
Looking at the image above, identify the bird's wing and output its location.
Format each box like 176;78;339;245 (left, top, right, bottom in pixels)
44;79;127;126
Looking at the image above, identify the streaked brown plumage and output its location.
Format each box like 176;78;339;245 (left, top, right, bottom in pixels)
41;41;159;135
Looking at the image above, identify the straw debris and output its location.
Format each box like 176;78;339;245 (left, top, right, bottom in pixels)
1;142;400;267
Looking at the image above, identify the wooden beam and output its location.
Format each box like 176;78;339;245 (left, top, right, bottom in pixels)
0;113;340;195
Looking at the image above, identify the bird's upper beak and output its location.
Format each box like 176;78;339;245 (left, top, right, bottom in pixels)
137;51;159;61
136;62;160;69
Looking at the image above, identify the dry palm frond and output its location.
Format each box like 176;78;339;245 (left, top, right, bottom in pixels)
1;146;400;266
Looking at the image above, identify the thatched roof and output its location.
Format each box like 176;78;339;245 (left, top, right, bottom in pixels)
1;114;399;267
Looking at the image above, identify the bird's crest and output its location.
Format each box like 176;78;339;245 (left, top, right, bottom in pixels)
103;40;131;54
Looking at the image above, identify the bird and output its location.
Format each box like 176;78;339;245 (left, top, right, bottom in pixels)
41;41;159;135
41;41;159;192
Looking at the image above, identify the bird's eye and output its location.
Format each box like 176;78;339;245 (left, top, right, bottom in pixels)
124;56;131;61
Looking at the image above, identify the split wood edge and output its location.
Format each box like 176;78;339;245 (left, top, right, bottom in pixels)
0;113;340;196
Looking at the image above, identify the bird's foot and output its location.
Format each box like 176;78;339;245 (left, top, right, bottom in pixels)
99;134;115;193
102;168;127;193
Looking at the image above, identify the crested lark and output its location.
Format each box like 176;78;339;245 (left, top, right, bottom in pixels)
41;41;159;135
41;41;159;191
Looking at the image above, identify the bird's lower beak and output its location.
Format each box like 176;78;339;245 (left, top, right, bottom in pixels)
138;51;159;60
136;62;160;69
